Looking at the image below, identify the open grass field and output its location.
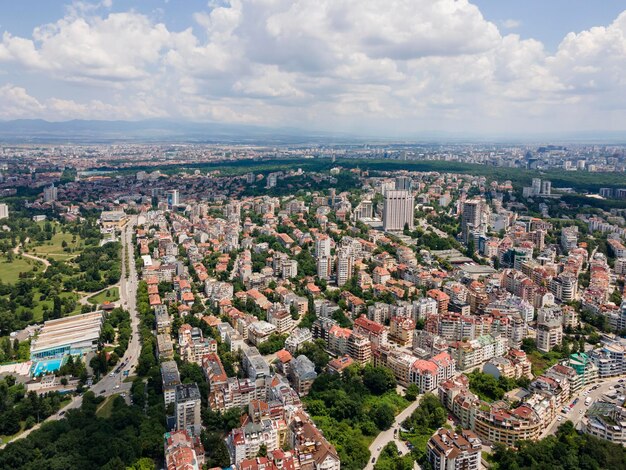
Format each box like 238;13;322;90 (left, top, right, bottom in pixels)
0;256;43;284
26;290;81;323
26;222;85;261
88;287;119;305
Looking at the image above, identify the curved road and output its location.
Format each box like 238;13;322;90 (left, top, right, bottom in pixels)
12;243;51;271
1;217;140;448
365;396;423;470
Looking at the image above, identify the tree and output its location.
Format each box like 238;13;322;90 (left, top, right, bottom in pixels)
405;383;419;401
128;458;156;470
201;430;231;468
363;366;397;395
373;403;395;430
402;394;446;431
298;339;330;372
257;444;268;457
52;295;62;319
290;304;299;320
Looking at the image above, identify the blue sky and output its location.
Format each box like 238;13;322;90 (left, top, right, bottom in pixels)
0;0;625;137
473;1;626;50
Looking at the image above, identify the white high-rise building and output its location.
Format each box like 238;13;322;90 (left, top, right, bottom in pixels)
336;247;354;287
536;308;563;353
43;184;57;203
315;234;331;258
0;203;8;220
382;190;414;231
317;256;332;280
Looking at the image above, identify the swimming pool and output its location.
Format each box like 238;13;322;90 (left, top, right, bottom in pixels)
31;357;67;376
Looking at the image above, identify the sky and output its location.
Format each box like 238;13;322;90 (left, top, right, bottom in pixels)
0;0;626;138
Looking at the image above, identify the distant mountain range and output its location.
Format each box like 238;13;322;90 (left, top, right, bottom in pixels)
0;119;357;144
0;119;625;144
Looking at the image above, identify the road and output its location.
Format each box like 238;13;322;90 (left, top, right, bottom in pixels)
365;397;423;470
1;217;141;448
78;284;120;306
12;242;51;271
542;375;626;437
418;219;450;239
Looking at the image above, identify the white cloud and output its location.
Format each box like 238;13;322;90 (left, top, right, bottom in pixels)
0;1;625;134
503;19;521;30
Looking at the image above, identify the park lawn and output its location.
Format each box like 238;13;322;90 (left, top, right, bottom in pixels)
27;223;85;261
96;394;120;418
0;256;42;284
28;290;81;322
88;287;120;305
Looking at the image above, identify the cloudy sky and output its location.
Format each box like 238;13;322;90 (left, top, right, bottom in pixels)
0;0;625;137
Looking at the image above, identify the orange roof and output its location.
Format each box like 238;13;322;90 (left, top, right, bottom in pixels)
276;349;293;363
354;315;385;334
412;359;438;374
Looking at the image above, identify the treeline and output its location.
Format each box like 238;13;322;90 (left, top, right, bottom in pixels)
135;281;157;377
0;392;164;469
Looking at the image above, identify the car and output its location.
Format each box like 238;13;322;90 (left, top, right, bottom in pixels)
100;390;106;394
121;393;126;397
579;410;583;414
114;385;120;389
372;458;376;464
109;372;114;377
59;411;65;416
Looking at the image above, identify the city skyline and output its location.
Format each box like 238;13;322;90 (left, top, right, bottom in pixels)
0;1;625;138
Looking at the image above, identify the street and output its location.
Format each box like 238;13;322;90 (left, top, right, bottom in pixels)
542;375;626;437
365;396;423;470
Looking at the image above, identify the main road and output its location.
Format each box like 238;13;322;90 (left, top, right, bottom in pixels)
1;216;141;448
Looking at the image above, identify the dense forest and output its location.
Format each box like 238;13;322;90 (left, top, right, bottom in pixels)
0;392;164;470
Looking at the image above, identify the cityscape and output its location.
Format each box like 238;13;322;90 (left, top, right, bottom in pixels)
0;2;625;470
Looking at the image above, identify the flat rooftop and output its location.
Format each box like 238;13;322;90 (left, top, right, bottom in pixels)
31;311;104;354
